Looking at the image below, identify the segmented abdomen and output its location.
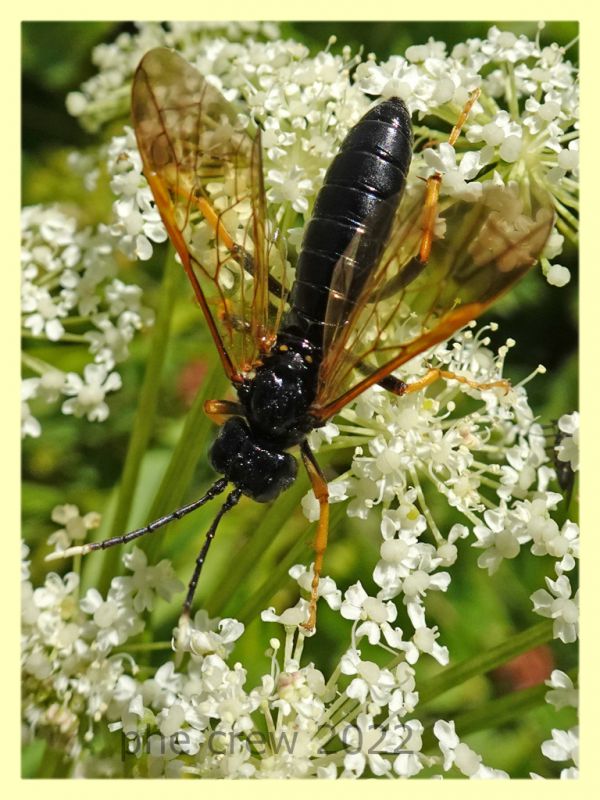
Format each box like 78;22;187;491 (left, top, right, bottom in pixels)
280;97;413;349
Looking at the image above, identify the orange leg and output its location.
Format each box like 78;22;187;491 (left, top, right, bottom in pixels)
300;441;330;632
448;88;482;148
402;367;510;396
204;399;244;425
418;173;442;264
419;88;481;265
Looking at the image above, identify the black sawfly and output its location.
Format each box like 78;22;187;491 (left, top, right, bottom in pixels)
47;47;554;630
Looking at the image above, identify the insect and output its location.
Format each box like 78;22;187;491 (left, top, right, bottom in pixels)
47;47;554;630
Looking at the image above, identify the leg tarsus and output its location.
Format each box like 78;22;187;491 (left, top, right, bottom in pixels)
404;367;510;396
448;88;481;147
44;479;229;562
418;88;481;265
181;487;242;618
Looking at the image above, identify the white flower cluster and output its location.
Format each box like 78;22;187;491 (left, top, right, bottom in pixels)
302;323;579;640
65;21;280;132
353;27;577;286
21;205;154;437
22;524;515;778
531;670;579;779
106;128;169;262
555;411;579;472
23;434;578;779
438;670;580;780
22;535;183;762
69;23;577;287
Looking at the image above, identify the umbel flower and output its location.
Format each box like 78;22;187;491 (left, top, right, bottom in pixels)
22;22;578;779
21;206;154;436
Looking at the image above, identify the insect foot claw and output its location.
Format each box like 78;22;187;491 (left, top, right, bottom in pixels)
300;609;317;634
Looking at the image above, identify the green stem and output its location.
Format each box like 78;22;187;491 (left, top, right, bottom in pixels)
113;640;173;653
319;437;370;451
417;620;555;707
324;662;342;697
232;503;347;627
551;184;580;213
336;424;381;435
92;247;180;592
410;466;443;544
421;665;578;752
142;362;229;563
204;477;308;617
226;523;314;626
555;215;579;245
22;330;88;343
552;196;579;234
504;63;520;119
61;315;90;327
21;351;55;375
35;745;68;778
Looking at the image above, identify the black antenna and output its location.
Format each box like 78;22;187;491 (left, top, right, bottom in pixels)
45;478;229;562
182;487;242;617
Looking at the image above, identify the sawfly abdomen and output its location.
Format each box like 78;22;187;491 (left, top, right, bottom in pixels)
281;98;413;348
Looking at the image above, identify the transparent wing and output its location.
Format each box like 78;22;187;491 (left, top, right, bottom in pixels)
131;47;289;380
310;179;555;419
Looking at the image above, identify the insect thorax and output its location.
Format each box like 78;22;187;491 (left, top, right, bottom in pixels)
241;343;319;449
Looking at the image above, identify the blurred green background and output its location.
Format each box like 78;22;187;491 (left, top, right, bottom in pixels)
22;21;578;778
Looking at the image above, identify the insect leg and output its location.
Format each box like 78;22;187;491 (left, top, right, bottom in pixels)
45;478;229;562
402;367;510;396
447;88;482;148
204;399;245;425
356;359;408;396
418;88;481;264
364;361;503;399
378;374;408;395
299;441;330;632
368;365;505;399
181;487;242;618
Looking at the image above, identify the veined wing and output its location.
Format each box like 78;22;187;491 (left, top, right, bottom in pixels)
309;178;555;419
131;47;289;381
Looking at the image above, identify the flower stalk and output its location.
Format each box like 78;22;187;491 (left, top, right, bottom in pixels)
94;246;179;591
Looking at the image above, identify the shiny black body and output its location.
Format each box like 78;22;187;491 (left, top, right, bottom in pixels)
210;98;413;501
